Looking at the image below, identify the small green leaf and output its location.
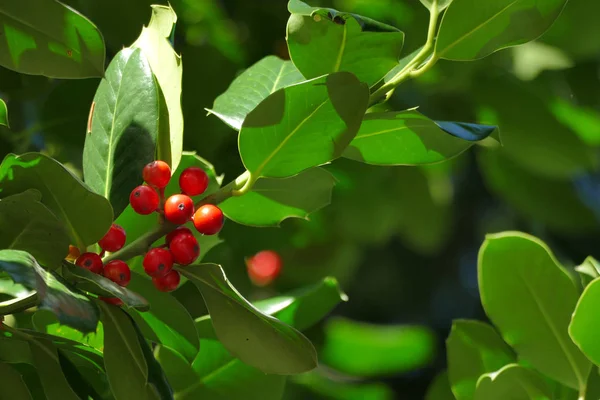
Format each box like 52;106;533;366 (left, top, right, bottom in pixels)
569;277;600;366
321;317;436;377
240;72;368;179
131;4;183;172
0;0;105;78
0;152;113;250
0;99;8;127
287;5;404;86
446;320;515;400
32;309;104;351
180;263;317;374
0;190;70;267
343;110;496;165
474;364;553;400
419;0;453;11
436;0;568;60
220;167;335;227
209;55;304;131
426;371;455;400
83;47;163;218
28;337;80;400
574;257;600;288
479;232;590;389
0;362;32;399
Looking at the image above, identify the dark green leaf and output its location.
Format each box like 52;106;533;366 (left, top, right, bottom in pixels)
32;309;104;351
83;47;163;218
0;152;113;250
0;362;32;400
0;190;70;267
154;345;199;394
208;55;304;131
28;337;80;400
240;72;368;179
63;261;149;311
574;257;600;288
569;277;600;366
0;0;105;78
584;368;600;400
474;364;553;400
426;371;455;400
292;370;394;400
131;4;183;171
56;349;105;400
220;167;335;227
436;0;568;60
479;232;590;389
0;99;7;127
0;250;99;333
446;320;515;400
343;110;496;165
179;263;317;374
420;0;453;11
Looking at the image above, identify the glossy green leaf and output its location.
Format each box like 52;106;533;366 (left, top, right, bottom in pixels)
32;309;103;351
55;349;106;400
220;167;335;227
209;55;304;131
83;47;163;218
321;317;436;377
131;4;183;172
343;110;496;165
478;232;590;389
0;0;105;78
287;3;404;86
0;152;113;250
474;364;553;400
0;99;7;127
28;337;80;400
426;371;456;400
128;272;199;362
569;277;600;366
0;190;69;267
62;261;149;311
0;250;99;333
420;0;453;11
436;0;568;60
293;370;394;400
575;257;600;288
446;320;515;400
0;362;32;399
240;72;368;179
179;263;317;374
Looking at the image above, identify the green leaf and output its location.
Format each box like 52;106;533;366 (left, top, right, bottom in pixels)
569;277;600;366
32;309;104;351
0;250;99;333
179;263;317;374
426;371;455;400
154;345;200;394
474;364;553;400
220;167;335;227
0;99;8;127
321;317;436;377
436;0;568;60
286;4;404;86
343;110;496;165
127;272;199;362
478;232;590;389
0;0;105;78
83;47;163;218
0;152;113;250
0;362;33;399
55;349;105;400
575;257;600;288
293;370;394;400
583;368;600;400
0;190;70;267
420;0;453;11
131;4;183;172
208;55;304;131
240;72;369;179
62;261;149;311
446;320;515;400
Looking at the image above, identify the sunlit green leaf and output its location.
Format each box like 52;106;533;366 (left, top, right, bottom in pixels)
474;364;553;400
569;277;600;366
32;309;104;351
0;99;8;127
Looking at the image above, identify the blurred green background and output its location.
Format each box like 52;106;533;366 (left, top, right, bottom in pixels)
2;0;600;398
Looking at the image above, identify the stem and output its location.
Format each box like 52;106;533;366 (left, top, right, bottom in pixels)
369;1;441;104
0;292;40;316
196;170;251;207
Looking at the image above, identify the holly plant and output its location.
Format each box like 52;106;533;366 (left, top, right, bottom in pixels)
0;0;577;399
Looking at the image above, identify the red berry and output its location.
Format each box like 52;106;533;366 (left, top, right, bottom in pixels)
99;296;123;306
179;167;209;196
165;227;193;246
75;252;103;274
103;260;131;286
164;194;194;225
130;185;160;215
143;248;173;277
246;250;282;287
152;270;181;292
169;233;199;265
193;204;224;235
143;160;171;189
98;224;126;252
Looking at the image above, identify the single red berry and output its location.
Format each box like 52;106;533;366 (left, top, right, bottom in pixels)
165;227;193;246
130;185;160;215
99;296;123;306
179;167;209;196
152;270;181;292
143;248;174;278
143;160;171;189
169;233;200;265
246;250;282;287
75;252;103;274
193;204;224;235
164;194;194;225
98;224;126;252
103;260;131;287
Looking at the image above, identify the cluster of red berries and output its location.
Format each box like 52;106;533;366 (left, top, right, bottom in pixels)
246;250;283;287
130;161;225;292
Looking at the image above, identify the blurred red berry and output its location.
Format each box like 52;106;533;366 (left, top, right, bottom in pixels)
103;260;131;286
98;224;126;252
143;248;174;277
193;204;224;235
179;167;209;196
152;270;181;292
246;250;282;287
75;252;103;274
130;185;159;215
143;160;171;189
164;194;194;225
169;233;199;265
